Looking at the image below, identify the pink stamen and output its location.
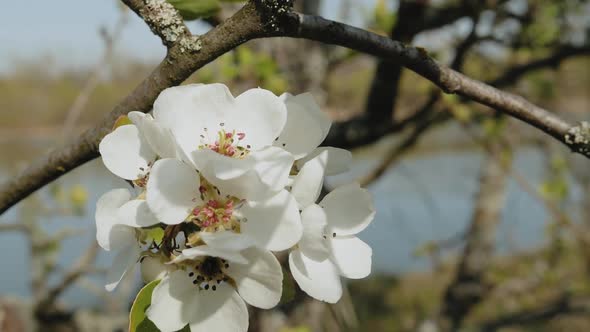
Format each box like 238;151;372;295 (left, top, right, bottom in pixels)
237;132;245;140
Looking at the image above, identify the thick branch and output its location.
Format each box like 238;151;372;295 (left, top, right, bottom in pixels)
0;2;588;215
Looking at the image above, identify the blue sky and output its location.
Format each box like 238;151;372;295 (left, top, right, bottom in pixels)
0;0;377;74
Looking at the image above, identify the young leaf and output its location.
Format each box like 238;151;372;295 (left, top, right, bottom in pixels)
167;0;221;20
279;266;296;305
129;279;161;332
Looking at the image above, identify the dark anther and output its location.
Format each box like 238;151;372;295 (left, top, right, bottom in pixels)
204;284;210;290
332;232;336;237
212;285;217;291
189;272;194;277
193;280;198;285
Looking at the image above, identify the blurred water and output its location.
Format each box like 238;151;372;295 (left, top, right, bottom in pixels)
0;145;570;309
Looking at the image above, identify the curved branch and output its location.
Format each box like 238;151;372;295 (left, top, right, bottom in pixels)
0;2;588;215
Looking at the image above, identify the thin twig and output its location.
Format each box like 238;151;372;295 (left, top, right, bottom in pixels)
0;1;588;215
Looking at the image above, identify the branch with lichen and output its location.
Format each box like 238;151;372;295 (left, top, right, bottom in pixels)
0;0;588;215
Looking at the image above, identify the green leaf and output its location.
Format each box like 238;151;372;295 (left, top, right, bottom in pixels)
129;280;161;332
145;227;165;245
167;0;221;20
129;280;191;332
279;266;296;305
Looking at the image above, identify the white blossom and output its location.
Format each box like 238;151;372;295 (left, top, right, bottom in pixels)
288;183;375;303
145;158;302;251
275;93;353;209
147;246;282;332
151;83;294;201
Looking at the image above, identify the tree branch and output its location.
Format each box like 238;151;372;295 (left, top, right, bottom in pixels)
0;1;588;215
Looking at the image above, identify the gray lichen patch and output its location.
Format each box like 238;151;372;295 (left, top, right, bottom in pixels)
565;121;590;156
179;35;202;53
141;0;187;44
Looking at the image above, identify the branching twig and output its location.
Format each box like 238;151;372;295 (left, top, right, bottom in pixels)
0;1;588;215
35;242;100;313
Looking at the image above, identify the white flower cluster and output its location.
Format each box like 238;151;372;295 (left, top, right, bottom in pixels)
95;84;375;332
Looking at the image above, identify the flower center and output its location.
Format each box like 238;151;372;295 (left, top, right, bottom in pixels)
187;177;243;232
133;162;153;188
199;128;250;158
186;257;232;291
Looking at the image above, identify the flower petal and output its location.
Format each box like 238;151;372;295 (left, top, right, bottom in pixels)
192;146;293;201
289;93;331;140
290;149;330;209
128;111;179;159
296;147;352;176
146;158;201;225
329;236;372;279
225;248;282;309
232;88;287;149
173;245;248;265
320;182;375;236
117;199;160;228
299;204;330;261
147;273;192;332
99;124;156;180
188;283;249;332
153;84;234;157
275;93;327;159
288;250;342;303
105;245;140;291
140;256;169;283
95;188;134;251
200;231;255;251
240;190;302;251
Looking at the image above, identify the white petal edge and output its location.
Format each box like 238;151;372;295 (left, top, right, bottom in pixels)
232;87;287;150
192;146;294;201
152;83;234;159
146;158;201;225
290;149;330;209
128;111;179;159
173;245;248;265
99;124;156;180
188;283;249;332
288;250;342;303
320;182;375;236
200;231;255;251
95;188;133;251
296;147;352;176
226;248;283;309
105;245;140;291
275;93;326;159
240;190;302;251
299;204;330;261
117;199;160;228
140;256;169;283
329;236;372;279
147;273;191;332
